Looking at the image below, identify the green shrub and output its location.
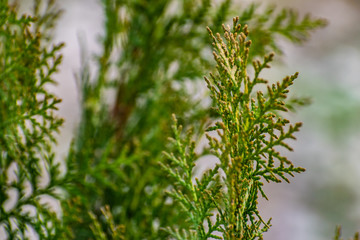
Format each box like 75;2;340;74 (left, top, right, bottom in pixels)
1;0;358;239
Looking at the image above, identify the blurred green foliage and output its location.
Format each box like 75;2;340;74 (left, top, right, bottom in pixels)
6;0;358;240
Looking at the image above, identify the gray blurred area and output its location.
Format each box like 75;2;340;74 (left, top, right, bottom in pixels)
259;0;360;239
21;0;360;239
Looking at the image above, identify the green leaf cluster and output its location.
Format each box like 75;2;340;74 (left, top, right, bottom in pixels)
0;1;64;238
162;17;305;239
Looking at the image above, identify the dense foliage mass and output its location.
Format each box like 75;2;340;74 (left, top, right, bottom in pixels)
1;0;358;239
0;1;64;238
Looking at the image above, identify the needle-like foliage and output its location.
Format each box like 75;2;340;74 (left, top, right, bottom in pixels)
64;1;326;238
0;1;64;238
162;17;307;239
3;0;357;239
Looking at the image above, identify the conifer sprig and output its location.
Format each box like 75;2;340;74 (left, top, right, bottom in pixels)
205;17;305;238
237;3;327;57
0;2;64;239
163;17;306;239
162;115;223;239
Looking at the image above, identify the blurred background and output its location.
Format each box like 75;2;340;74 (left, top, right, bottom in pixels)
43;0;360;239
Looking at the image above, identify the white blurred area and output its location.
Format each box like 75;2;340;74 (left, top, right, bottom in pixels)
19;0;360;239
50;0;104;164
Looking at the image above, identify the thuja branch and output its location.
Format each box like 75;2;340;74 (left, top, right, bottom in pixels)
205;17;305;238
162;115;223;239
163;17;305;240
0;1;65;238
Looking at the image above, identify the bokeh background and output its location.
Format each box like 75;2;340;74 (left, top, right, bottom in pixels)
25;0;360;239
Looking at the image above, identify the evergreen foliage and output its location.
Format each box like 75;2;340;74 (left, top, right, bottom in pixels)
162;18;305;239
0;0;358;239
64;1;326;239
0;1;64;238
